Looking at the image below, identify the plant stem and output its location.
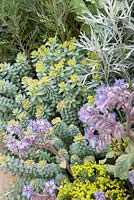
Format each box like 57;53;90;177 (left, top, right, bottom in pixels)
34;142;74;181
111;138;123;154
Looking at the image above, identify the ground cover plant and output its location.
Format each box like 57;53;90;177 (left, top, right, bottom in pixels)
0;0;134;199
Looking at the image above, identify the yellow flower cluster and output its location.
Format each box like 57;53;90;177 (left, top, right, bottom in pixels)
29;87;38;95
54;61;64;69
70;37;77;43
24;79;39;95
17;111;27;120
50;68;59;77
68;44;76;51
24;159;34;166
0;154;9;166
39;76;51;85
29;79;38;86
47;37;55;45
31;42;50;57
57;100;65;110
38;160;46;168
87;95;95;104
60;41;69;48
74;133;84;141
30;179;36;186
81;86;87;93
69;124;76;129
35;104;44;118
71;154;77;161
22;99;30;109
36;61;44;73
70;74;78;83
52;117;61;125
58;160;126;200
81;59;88;65
58;82;67;90
109;137;128;152
87;52;100;60
60;37;76;50
92;73;99;80
38;45;49;54
17;52;23;61
21;76;29;84
67;58;76;66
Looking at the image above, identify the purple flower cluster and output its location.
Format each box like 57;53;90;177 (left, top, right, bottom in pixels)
28;119;52;133
79;79;134;152
6;119;52;157
7;124;21;135
22;185;33;199
7;136;30;157
84;127;98;148
94;190;106;200
128;170;134;185
22;179;57;200
94;79;131;112
43;179;57;196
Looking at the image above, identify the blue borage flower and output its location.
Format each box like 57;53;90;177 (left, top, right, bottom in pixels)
22;185;33;199
28;119;52;133
95;85;109;106
43;179;57;196
6;118;53;158
7;124;21;135
114;79;125;87
6;137;18;153
84;127;98;148
94;189;106;200
78;79;130;152
128;170;134;185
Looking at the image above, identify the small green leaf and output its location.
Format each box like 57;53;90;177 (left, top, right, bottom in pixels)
99;151;115;164
106;151;115;159
99;158;107;164
59;160;66;169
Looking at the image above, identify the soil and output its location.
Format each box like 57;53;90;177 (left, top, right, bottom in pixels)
0;142;17;200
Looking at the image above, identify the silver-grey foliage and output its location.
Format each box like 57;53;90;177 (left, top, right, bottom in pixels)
77;0;134;83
